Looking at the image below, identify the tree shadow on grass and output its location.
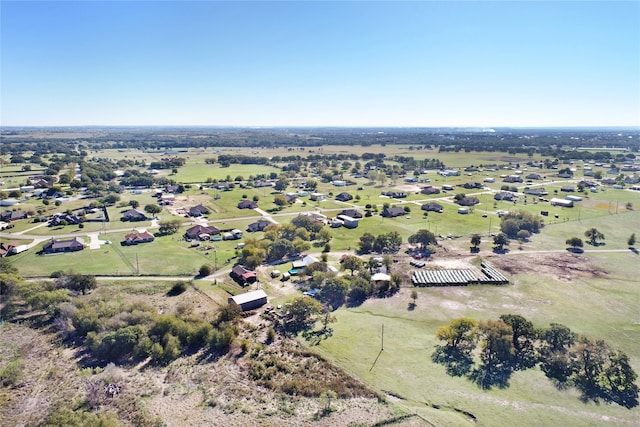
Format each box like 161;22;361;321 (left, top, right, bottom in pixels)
431;346;474;377
469;362;513;390
301;327;333;346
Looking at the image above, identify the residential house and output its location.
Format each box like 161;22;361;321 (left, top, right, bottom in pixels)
335;192;353;202
560;186;575;192
503;176;523;183
381;207;406;218
230;265;258;286
48;212;81;226
184;225;220;240
165;184;181;194
0;241;18;257
438;169;460;177
121;209;147;222
340;208;363;219
461;182;483;189
42;237;85;254
29;177;50;189
189;204;210;217
0;210;28;222
525;173;542;180
420;186;441;195
247;219;272;232
159;193;175;205
292;255;320;270
523;188;548;196
494;192;517;201
237;200;258;209
310;193;326;201
42;188;65;199
121;230;155;246
421;202;444;213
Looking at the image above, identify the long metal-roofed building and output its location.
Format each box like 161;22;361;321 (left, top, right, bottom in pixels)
228;289;268;312
412;262;508;287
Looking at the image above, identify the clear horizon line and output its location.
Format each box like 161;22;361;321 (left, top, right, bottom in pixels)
2;124;639;130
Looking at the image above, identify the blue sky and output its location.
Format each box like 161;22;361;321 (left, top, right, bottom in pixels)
1;1;639;127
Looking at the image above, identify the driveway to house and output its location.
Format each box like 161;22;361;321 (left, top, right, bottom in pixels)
253;207;280;225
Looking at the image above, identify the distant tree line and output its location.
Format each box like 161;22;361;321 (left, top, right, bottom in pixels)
4;128;636;156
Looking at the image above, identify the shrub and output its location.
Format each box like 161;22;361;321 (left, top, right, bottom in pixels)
0;358;22;387
199;264;213;277
167;281;188;296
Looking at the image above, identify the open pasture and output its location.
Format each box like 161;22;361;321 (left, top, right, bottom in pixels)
316;245;640;426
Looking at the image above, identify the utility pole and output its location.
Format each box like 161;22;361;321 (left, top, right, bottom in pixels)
381;323;384;351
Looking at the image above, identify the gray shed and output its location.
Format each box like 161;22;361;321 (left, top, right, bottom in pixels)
228;290;268;312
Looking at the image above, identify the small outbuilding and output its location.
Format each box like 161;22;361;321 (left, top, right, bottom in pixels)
550;198;574;207
228;290;268;312
336;214;358;228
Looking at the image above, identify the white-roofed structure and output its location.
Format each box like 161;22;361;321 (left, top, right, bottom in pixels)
228;290;268;312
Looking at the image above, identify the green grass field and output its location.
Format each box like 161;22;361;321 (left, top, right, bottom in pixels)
315;262;639;425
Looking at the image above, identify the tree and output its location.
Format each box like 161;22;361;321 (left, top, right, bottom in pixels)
493;233;509;251
158;219;181;235
358;232;375;253
273;194;288;208
565;237;583;250
539;323;576;383
284;296;323;330
499;314;537;368
100;193;120;206
584;228;605;246
65;273;97;295
410;289;418;305
570;336;610;399
144;204;162;216
390;273;402;291
316;227;332;243
129;200;140;209
274;178;288;191
341;255;363;276
516;229;530;242
628;233;636;248
199;264;213;277
267;238;295;261
435;318;478;353
470;234;481;249
305;179;318;191
602;350;639;408
386;231;402;253
319;277;349;307
408;229;437;250
478;320;514;366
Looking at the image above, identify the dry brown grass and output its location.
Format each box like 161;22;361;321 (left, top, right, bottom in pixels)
0;278;427;427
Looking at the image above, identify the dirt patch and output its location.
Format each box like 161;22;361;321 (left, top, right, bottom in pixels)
166;195;212;216
488;252;608;282
0;324;86;427
393;184;422;193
